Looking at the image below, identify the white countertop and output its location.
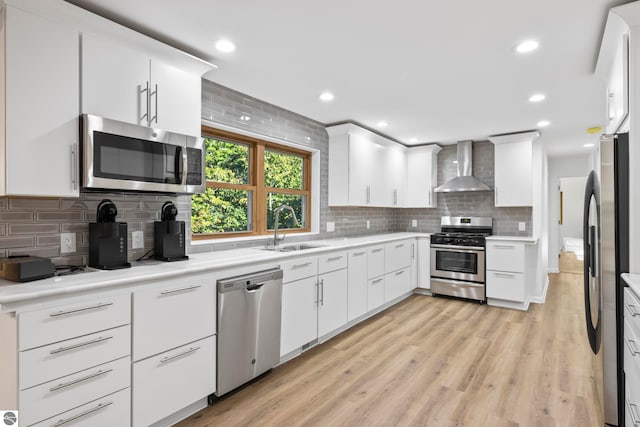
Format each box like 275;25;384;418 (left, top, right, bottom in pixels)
486;235;538;244
623;273;640;297
0;232;428;308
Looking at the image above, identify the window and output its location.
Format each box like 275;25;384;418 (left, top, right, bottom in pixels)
192;126;311;239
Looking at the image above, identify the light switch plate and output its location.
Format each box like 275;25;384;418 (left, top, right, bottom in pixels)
132;231;144;249
518;222;526;232
60;233;76;254
326;222;335;233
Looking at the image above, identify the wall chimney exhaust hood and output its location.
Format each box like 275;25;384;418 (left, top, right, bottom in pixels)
434;140;492;192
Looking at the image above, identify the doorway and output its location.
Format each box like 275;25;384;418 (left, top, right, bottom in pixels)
558;176;586;274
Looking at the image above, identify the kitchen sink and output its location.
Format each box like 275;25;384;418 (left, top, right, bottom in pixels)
258;243;327;252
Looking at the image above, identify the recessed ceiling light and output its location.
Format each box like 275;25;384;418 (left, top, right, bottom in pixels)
453;160;458;164
529;94;546;103
516;39;539;53
377;121;388;128
409;138;418;143
215;39;236;53
537;120;550;127
584;143;595;148
319;92;334;102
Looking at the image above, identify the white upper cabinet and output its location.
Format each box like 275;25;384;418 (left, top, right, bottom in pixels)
390;146;407;206
406;145;441;208
82;33;202;137
489;131;539;207
1;6;80;197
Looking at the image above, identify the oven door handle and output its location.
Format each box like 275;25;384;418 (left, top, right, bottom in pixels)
430;244;484;252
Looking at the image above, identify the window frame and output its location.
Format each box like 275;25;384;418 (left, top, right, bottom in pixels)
192;125;312;240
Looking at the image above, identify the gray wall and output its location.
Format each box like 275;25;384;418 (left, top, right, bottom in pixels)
0;80;533;264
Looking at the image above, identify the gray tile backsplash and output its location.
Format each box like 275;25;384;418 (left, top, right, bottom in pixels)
0;80;531;264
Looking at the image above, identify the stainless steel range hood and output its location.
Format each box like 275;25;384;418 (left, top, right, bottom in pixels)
434;140;492;192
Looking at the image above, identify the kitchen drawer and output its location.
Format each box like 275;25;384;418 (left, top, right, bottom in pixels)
19;293;130;351
625;318;640;410
19;357;129;427
133;335;215;427
20;325;130;390
626;397;640;427
486;270;525;302
385;240;412;273
486;242;525;273
33;388;130;427
625;288;640;339
368;246;385;279
318;251;348;274
281;256;318;283
133;274;215;361
367;276;385;311
385;267;411;303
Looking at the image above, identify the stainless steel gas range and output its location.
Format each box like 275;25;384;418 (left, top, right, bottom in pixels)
430;216;493;302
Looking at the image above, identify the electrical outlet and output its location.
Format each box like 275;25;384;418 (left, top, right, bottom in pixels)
366;220;370;229
518;222;526;232
60;233;76;254
326;222;335;233
132;231;144;249
412;219;417;227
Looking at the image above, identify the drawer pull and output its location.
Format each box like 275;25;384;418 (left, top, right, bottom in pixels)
627;303;640;317
352;251;366;256
626;339;640;356
51;400;113;427
49;302;113;318
395;270;405;276
291;262;313;269
50;335;114;355
50;368;113;392
493;272;516;278
629;401;640;426
372;278;384;284
160;346;200;364
327;256;343;262
493;245;516;249
395;244;405;249
160;285;202;296
371;248;383;253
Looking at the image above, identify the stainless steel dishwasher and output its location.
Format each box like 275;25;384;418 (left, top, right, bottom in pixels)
216;267;283;396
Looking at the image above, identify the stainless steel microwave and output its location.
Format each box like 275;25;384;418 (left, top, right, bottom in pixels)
81;114;205;194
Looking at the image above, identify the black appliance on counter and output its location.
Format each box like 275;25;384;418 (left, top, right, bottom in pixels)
154;201;188;262
583;132;629;426
89;199;131;270
0;255;55;282
430;216;493;303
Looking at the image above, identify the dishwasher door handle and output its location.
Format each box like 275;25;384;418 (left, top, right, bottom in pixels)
246;283;264;292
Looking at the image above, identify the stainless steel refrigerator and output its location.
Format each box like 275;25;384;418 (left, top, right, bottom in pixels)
583;132;629;426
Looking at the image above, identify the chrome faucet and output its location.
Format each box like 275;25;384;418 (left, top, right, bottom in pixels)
272;204;299;248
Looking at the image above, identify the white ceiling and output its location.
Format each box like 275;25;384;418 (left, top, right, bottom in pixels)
67;0;631;156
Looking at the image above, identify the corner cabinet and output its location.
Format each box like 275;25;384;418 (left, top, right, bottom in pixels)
0;5;80;197
488;131;540;207
82;33;202;137
406;146;441;208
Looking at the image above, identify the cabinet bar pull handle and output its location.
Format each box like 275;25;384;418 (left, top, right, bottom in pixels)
366;185;371;204
428;191;431;206
493;272;516;278
395;270;405;276
50;336;114;355
411;243;415;259
394;189;398;205
371;248;383;253
372;278;384;284
141;81;149;122
493;245;516;249
160;346;200;364
353;251;366;256
395;244;405;248
628;303;640;317
51;401;113;427
320;279;324;306
315;281;319;304
292;262;312;269
70;144;78;191
627;339;640;356
327;256;343;262
50;368;113;392
49;302;113;317
160;285;201;296
629;402;640;426
150;83;159;124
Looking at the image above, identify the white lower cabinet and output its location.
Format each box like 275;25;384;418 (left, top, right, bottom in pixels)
133;335;215;427
385;267;411;302
318;268;348;337
20;357;130;427
33;388;130;427
486;271;525;302
485;240;530;303
417;239;431;289
348;249;368;321
281;276;319;356
625;286;640;427
367;277;385;311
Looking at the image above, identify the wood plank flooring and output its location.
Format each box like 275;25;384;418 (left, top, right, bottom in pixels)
177;272;603;426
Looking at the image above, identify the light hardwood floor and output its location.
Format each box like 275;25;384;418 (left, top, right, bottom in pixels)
178;272;603;427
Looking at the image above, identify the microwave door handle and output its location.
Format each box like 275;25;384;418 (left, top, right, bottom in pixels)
180;146;188;186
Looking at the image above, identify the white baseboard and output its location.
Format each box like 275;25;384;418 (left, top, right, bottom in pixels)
150;398;208;427
487;298;530;311
548;267;560;273
530;275;550;305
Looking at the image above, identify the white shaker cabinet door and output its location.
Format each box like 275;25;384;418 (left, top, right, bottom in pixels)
81;33;150;127
318;268;348;337
280;276;319;356
348;250;368;321
494;141;532;207
4;7;79;197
